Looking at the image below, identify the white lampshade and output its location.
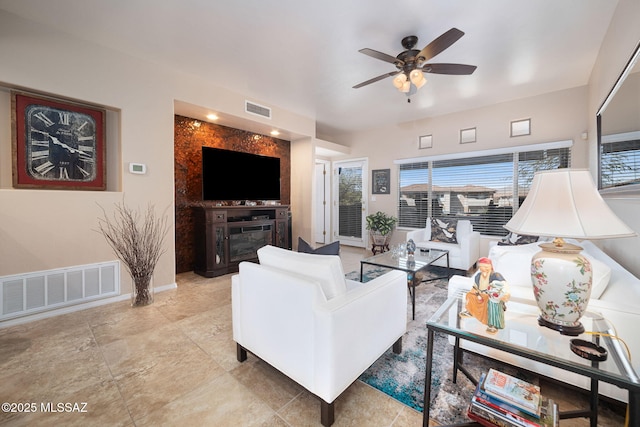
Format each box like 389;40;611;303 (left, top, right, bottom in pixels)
506;168;636;335
505;169;636;239
409;69;426;89
400;80;411;93
392;73;407;90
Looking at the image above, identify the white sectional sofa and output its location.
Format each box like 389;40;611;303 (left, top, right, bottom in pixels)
447;239;640;403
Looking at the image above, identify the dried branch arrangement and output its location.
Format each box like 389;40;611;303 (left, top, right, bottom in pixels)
97;200;170;306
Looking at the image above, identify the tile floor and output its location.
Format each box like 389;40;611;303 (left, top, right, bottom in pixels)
0;245;626;426
0;246;424;426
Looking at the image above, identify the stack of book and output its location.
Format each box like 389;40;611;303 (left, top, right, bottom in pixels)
467;368;559;427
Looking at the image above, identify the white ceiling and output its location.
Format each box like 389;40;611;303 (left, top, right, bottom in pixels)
0;0;621;141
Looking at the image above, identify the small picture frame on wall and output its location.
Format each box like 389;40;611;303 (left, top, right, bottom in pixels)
418;134;433;149
510;118;531;137
460;127;476;144
372;169;390;194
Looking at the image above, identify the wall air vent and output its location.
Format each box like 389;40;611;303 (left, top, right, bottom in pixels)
0;261;120;322
245;101;272;119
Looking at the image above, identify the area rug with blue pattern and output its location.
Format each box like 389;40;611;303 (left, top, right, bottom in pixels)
346;265;504;424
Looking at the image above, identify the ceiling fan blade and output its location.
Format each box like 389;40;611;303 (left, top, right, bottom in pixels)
353;71;399;89
417;28;465;62
422;63;477;75
358;48;403;65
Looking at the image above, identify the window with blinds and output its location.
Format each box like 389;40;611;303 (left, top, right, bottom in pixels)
600;135;640;190
398;161;429;228
432;154;513;236
397;143;572;236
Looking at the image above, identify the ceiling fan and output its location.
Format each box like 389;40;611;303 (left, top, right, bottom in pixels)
353;28;477;95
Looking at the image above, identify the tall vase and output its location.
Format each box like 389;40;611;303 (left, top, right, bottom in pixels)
131;274;154;307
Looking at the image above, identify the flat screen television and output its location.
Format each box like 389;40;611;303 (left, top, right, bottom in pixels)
202;146;281;201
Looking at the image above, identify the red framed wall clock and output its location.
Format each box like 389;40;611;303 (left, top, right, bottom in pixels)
11;91;106;190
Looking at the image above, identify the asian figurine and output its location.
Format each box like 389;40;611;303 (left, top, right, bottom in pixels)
460;257;510;334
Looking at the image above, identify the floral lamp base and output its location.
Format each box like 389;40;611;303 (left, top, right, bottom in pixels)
530;241;592;336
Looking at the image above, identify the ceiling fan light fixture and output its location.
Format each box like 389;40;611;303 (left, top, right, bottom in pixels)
354;28;475;98
392;73;407;89
410;69;426;89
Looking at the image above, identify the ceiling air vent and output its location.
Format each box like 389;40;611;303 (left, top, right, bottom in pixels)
245;101;271;119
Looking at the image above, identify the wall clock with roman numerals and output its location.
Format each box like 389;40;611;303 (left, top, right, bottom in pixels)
12;91;106;190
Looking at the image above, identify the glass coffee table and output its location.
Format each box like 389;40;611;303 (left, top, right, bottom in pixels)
360;249;449;320
422;289;640;427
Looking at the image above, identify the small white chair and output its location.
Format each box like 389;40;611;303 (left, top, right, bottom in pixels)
406;217;480;271
232;245;407;426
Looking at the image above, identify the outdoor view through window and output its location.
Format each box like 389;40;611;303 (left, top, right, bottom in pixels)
398;146;571;236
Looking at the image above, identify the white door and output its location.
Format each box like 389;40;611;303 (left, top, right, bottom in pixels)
333;159;367;247
314;161;330;244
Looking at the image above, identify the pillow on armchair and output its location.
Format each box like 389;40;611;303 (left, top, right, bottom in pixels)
297;237;340;256
430;218;458;243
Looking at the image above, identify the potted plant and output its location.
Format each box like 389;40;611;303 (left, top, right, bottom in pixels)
366;211;398;247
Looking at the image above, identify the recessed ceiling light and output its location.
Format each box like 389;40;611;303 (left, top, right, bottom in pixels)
270;130;280;136
206;113;219;121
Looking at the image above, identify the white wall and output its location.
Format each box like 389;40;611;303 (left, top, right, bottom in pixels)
291;138;315;247
587;0;640;277
0;10;316;293
0;11;177;289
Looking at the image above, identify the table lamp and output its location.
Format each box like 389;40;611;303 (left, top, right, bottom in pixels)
504;169;636;335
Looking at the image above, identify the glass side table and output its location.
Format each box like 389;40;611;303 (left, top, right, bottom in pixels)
422;289;640;427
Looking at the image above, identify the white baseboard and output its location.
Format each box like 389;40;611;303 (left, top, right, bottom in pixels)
0;282;178;329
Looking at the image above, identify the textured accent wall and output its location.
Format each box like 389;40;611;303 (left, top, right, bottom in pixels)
174;115;291;273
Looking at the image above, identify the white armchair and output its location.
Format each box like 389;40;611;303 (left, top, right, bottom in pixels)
406;217;480;271
232;245;407;426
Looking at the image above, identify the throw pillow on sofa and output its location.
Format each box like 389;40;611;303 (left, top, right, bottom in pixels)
430;218;458;243
297;237;340;255
498;232;540;246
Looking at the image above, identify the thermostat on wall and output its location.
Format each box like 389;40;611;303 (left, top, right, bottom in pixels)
129;163;147;174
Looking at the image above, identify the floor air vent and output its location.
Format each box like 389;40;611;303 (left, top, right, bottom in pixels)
0;261;120;321
245;101;271;119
